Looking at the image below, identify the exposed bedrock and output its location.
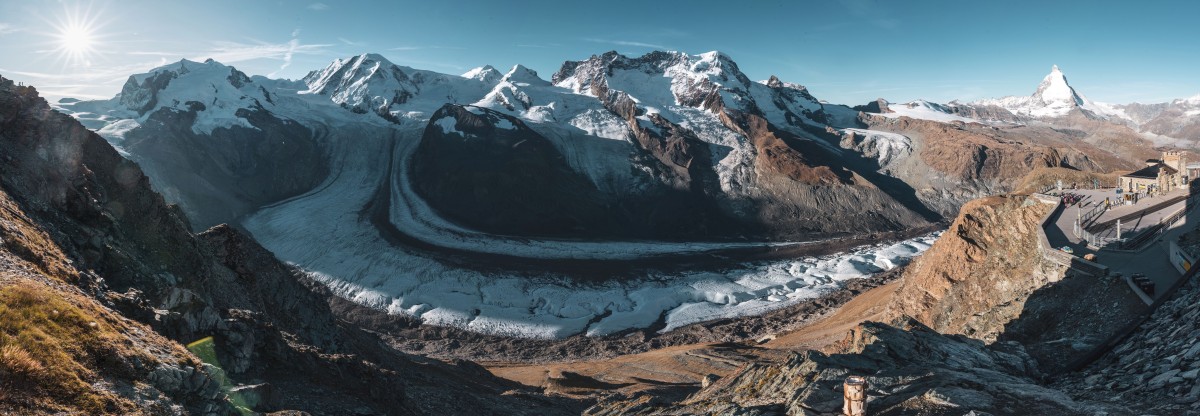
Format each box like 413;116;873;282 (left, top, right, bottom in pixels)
120;104;329;231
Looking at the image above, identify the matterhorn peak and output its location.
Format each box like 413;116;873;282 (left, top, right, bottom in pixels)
1033;64;1084;107
973;64;1106;119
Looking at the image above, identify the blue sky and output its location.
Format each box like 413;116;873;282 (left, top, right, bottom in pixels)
1;0;1197;104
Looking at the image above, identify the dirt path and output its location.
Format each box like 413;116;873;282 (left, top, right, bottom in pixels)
764;280;899;350
485;280;901;392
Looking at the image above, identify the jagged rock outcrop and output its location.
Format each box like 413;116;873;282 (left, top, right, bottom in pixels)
886;196;1057;339
587;317;1131;415
852;98;891;114
884;194;1148;374
0;76;579;415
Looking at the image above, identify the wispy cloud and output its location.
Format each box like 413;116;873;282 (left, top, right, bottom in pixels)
275;42;301;76
388;45;464;51
195;38;332;68
583;38;667;50
337;37;362;46
516;43;561;49
306;3;328;11
0;60;167;99
125;51;183;56
838;0;900;29
0;23;18;35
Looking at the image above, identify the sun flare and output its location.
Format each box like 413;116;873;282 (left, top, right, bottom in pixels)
48;5;105;66
59;23;94;55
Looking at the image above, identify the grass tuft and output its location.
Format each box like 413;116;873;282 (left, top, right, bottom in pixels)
0;282;156;414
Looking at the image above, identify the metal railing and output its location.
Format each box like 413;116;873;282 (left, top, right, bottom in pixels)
1117;200;1193;250
1078;202;1108;227
1033;193;1109;277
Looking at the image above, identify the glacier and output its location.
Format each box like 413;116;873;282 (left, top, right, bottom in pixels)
243;119;938;339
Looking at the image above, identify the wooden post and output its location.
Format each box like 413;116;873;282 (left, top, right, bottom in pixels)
844;375;866;416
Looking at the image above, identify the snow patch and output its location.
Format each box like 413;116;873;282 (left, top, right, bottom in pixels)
434;116;459;134
883;100;981;124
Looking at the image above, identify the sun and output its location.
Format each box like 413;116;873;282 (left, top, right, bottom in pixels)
59;23;95;56
47;4;106;66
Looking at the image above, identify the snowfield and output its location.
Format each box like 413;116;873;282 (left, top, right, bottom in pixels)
243;122;938;339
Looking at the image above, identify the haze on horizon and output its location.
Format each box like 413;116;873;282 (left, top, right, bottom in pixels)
1;0;1197;105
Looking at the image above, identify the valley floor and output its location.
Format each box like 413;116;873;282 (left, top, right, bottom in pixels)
484;272;904;396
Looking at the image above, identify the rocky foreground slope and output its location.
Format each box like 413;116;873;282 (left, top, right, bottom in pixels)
1058;264;1200;413
0;76;578;414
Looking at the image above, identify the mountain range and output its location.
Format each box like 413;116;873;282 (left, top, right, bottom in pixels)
44;50;1186;341
58;52;1190;234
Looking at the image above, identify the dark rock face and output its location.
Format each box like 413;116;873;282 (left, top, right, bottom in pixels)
0;76;579;415
412;104;613;237
121;104;328;230
852;98;891;114
411;104;741;239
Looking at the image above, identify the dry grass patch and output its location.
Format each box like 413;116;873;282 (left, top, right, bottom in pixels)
0;193;78;283
0;281;156;414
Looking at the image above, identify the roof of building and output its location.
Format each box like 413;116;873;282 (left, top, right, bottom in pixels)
1123;163;1178;179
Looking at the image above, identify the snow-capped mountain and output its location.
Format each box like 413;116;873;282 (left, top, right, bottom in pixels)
1104;94;1200;140
61;59;282;139
864;65;1122;126
859;64;1199;142
552;50;828;129
974;65;1108;118
56;58;330;229
300;53;500;124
